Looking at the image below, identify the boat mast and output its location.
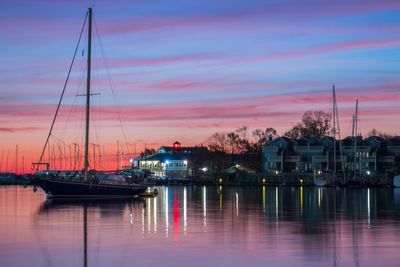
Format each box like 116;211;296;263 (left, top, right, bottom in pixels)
354;99;358;179
84;7;92;182
332;85;336;179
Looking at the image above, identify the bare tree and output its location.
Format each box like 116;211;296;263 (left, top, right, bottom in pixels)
284;110;331;138
367;129;395;140
206;132;229;153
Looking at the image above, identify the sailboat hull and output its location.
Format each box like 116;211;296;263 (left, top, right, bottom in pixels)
35;178;147;199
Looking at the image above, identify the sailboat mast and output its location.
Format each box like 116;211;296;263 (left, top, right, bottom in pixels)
84;7;92;181
332;85;336;178
354;99;358;179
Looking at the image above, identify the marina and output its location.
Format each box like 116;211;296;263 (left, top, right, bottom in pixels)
1;1;400;266
1;185;400;267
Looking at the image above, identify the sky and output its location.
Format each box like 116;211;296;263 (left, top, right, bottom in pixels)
0;0;400;172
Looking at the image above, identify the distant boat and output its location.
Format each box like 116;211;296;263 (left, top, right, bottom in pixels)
314;86;340;187
393;175;400;188
315;176;328;187
32;8;146;199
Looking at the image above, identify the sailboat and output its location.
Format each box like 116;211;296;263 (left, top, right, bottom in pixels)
32;8;147;199
314;85;341;187
346;99;364;186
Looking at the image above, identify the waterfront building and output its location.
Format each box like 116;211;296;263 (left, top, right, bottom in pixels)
131;141;208;179
262;136;400;176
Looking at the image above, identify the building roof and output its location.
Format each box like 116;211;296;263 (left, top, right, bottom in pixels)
158;146;207;154
142;153;188;162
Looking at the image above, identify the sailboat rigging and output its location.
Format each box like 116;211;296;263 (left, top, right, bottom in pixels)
32;8;146;198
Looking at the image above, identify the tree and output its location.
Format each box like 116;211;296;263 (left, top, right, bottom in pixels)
300;111;331;136
252;127;277;148
206;132;229;153
367;129;395;140
284;110;331;139
227;126;250;155
284;124;302;139
205;127;278;173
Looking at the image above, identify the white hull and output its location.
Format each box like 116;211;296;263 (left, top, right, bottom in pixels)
393;175;400;188
315;178;327;187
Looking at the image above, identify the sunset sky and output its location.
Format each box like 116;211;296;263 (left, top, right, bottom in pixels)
1;0;399;172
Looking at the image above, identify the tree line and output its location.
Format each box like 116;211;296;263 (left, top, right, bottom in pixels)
139;110;397;174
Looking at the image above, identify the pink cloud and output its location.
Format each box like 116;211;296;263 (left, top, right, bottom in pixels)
249;39;400;64
0;126;44;133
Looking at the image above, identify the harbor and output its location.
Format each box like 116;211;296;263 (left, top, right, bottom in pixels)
1;1;400;266
1;185;400;267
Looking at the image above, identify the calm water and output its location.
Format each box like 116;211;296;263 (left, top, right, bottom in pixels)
1;186;400;267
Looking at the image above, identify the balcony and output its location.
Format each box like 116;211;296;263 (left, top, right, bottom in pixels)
286;156;300;162
312;155;328;162
267;156;282;162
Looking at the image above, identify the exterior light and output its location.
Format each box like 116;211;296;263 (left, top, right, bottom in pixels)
300;179;303;184
275;170;279;175
219;178;223;184
202;167;208;172
165;160;169;164
262;178;266;184
184;160;188;165
129;158;133;163
366;170;371;175
235;164;240;168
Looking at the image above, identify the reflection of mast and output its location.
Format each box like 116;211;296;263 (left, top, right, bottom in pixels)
351;193;359;267
333;188;337;267
83;205;88;267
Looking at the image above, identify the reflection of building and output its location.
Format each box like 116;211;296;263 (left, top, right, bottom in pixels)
131;141;207;179
262;136;400;175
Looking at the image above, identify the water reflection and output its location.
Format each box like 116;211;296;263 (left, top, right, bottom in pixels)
1;186;400;267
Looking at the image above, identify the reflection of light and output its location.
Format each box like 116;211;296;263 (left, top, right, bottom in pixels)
275;187;279;224
154;194;157;232
262;186;266;211
165;187;169;236
173;192;180;243
235;191;239;217
147;198;151;232
130;212;133;225
184;187;187;234
300;186;303;215
219;185;223;210
318;188;321;208
203;186;207;229
142;207;145;233
367;188;371;225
